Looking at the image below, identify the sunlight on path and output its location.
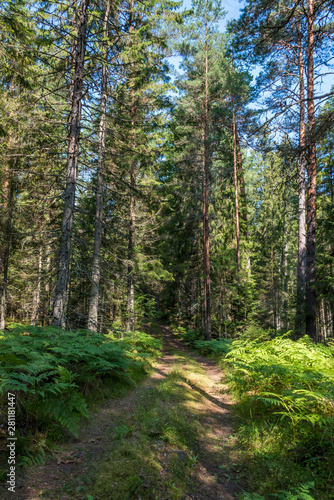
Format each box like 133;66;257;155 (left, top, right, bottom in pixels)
18;325;240;500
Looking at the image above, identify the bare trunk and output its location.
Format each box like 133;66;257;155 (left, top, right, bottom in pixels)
232;99;241;295
31;245;43;326
0;173;14;330
284;238;288;329
320;298;326;340
305;0;317;340
271;245;277;331
43;243;52;325
203;22;211;340
325;302;332;339
296;21;307;336
88;2;109;332
127;161;136;331
236;129;251;273
53;0;89;328
1;83;15;329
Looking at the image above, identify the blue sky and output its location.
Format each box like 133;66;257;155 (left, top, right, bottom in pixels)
168;0;332;100
168;0;246;73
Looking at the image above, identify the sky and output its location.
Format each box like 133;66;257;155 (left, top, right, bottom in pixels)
168;0;246;74
169;0;333;102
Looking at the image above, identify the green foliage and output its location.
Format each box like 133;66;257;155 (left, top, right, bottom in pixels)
0;325;160;436
240;324;274;341
113;424;132;440
242;482;315;500
225;335;334;497
226;335;334;409
176;328;203;345
20;450;46;467
175;327;334;497
176;327;232;355
193;339;232;355
117;330;162;357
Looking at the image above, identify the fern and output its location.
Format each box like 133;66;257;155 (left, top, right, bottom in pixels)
20;450;45;467
0;325;160;435
113;424;132;440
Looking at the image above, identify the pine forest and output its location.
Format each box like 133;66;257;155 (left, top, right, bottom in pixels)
0;0;334;498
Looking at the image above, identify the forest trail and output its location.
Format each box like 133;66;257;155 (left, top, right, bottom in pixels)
16;326;241;500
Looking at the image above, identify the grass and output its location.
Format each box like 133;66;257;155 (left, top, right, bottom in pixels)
93;364;202;499
93;345;235;499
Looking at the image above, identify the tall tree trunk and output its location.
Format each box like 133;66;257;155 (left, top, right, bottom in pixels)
53;0;89;328
320;298;326;340
284;238;289;329
31;244;43;326
88;1;109;332
271;244;277;331
203;20;211;340
296;21;307;336
236;129;251;273
0;170;14;330
126;7;136;332
305;0;317;340
1;81;15;329
127;159;136;331
44;243;52;326
232;98;241;295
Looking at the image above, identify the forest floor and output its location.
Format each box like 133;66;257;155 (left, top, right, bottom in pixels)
6;325;245;500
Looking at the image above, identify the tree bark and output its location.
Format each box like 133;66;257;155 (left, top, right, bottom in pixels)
53;0;89;328
31;244;43;326
127;158;136;331
296;20;307;335
88;1;109;332
305;0;317;340
236;129;251;273
0;171;14;330
44;243;52;325
232;98;241;295
203;20;211;340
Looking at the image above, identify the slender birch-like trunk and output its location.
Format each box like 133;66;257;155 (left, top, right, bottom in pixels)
127;157;136;331
296;20;307;335
88;1;110;332
53;0;89;328
31;244;43;326
305;0;317;340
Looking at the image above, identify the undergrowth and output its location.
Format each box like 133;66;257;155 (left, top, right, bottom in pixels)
175;325;334;499
0;324;161;474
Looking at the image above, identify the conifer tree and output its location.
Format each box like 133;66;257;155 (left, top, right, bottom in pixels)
53;0;90;328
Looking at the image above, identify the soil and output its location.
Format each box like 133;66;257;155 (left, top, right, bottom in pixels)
0;326;242;500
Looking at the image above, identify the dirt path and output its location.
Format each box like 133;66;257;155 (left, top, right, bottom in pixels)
156;326;240;499
5;326;242;499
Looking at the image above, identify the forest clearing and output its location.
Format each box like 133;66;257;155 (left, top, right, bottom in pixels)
1;0;334;498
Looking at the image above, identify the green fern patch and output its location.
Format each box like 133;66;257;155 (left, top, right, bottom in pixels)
224;335;334;498
0;325;160;437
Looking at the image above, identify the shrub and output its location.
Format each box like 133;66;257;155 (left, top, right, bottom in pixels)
193;339;232;356
176;328;203;345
